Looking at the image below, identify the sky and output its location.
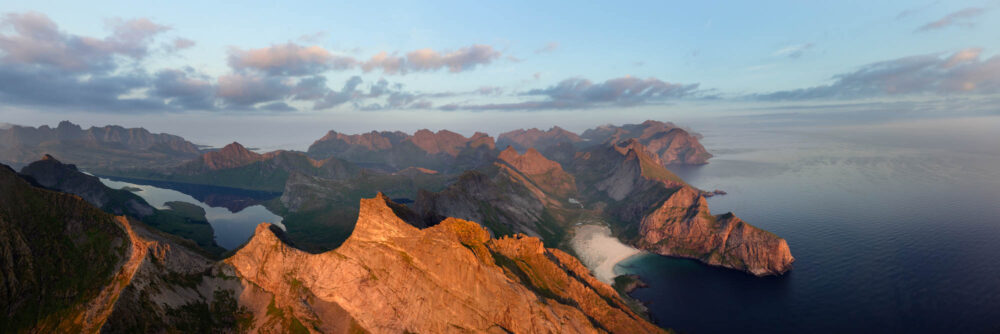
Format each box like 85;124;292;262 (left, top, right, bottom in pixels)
0;0;998;149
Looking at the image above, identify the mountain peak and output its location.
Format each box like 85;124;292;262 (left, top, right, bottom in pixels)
200;142;262;170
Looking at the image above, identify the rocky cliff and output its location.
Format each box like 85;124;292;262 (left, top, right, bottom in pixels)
572;139;793;276
414;149;579;246
634;187;794;276
2;164;668;333
229;194;665;333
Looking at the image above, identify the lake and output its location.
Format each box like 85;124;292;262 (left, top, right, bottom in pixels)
98;177;286;250
612;115;1000;333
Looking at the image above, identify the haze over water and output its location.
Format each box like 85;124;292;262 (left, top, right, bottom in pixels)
615;115;1000;333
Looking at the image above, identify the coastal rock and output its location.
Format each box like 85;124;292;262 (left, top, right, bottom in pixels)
575;139;792;276
635;186;794;276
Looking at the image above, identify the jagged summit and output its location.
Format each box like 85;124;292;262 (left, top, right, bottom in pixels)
230;194;665;333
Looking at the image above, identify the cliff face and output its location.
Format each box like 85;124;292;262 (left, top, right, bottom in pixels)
307;129;497;172
497;146;577;197
580;120;712;165
414;147;579;245
635;187;794;276
0;121;201;171
228;194;664;333
572;140;793;276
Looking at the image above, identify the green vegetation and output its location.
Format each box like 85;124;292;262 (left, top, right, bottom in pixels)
144;201;226;257
0;169;129;333
165;289;253;333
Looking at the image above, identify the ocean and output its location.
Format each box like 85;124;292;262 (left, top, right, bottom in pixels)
613;115;1000;333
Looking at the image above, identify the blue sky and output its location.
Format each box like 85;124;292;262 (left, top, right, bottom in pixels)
1;0;998;148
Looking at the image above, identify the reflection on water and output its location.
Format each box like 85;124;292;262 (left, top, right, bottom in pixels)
99;178;285;250
615;116;1000;333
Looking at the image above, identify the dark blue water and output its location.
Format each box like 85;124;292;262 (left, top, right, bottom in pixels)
616;116;1000;333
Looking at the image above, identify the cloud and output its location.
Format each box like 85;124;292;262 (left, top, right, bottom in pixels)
216;73;292;107
0;11;170;72
0;12;184;112
151;68;215;110
0;65;163;111
227;42;356;76
756;48;1000;100
314;75;363;109
0;12;512;113
259;101;296;112
165;37;195;52
535;41;559;54
361;44;501;74
527;76;698;103
477;86;503;95
228;42;502;77
442;76;699;111
773;43;813;58
917;7;987;31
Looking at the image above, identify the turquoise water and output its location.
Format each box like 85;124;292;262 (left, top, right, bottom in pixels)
614;116;1000;333
99;177;285;250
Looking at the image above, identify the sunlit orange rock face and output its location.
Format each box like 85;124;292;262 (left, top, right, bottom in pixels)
228;193;666;333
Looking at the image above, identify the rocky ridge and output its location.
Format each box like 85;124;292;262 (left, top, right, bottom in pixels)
229;193;665;333
2;164;667;333
0;121;201;171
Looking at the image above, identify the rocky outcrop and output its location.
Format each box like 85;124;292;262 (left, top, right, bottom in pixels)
199;142;264;170
581;120;712;165
497;126;582;151
574;140;793;276
229;194;665;333
307;129;498;172
635;187;794;276
0;121;201;171
497;146;577;197
415;147;580;245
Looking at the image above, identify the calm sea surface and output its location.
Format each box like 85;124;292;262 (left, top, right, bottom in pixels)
615;116;1000;333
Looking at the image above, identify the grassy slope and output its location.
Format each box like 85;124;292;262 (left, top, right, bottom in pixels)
0;167;129;333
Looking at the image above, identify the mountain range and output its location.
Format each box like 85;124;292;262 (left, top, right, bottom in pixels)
0;119;793;333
